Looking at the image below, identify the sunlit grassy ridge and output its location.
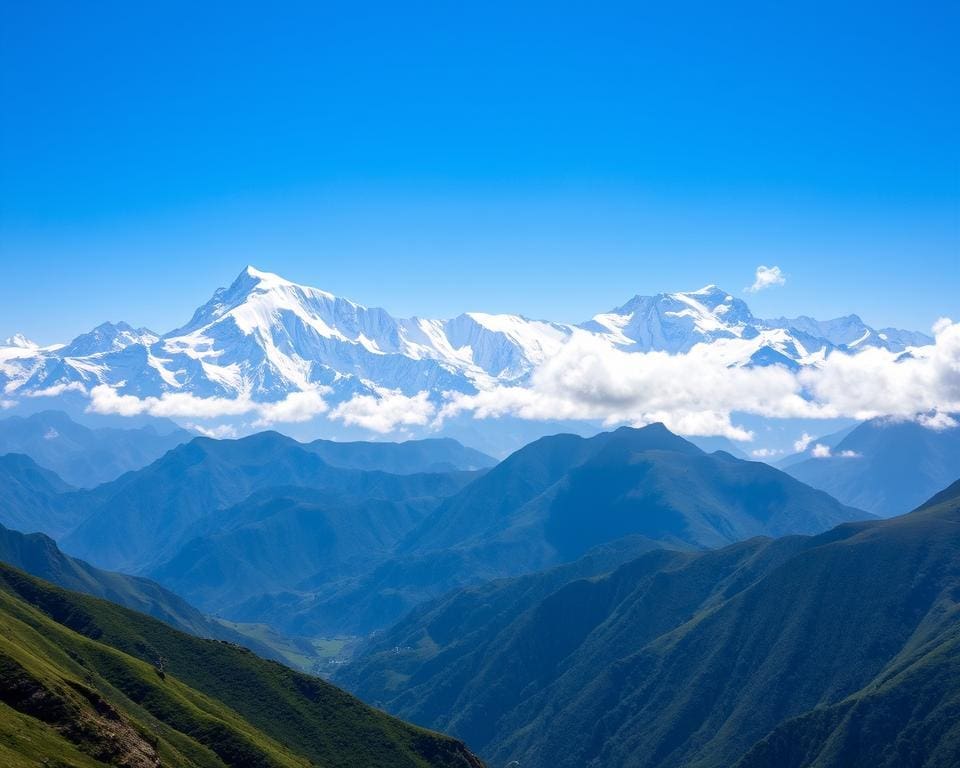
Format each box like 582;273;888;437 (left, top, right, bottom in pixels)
0;562;483;767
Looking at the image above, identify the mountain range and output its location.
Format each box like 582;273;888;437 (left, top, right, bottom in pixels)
0;409;191;487
783;416;960;516
0;404;955;766
340;480;960;768
59;431;485;573
1;416;866;640
190;425;865;636
0;266;933;410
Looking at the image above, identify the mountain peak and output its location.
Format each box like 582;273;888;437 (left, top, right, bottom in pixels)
688;284;723;295
601;423;703;457
241;265;291;287
60;321;159;358
3;332;37;349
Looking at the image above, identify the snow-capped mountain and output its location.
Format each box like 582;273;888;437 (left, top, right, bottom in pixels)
3;333;38;349
58;322;159;358
0;266;934;407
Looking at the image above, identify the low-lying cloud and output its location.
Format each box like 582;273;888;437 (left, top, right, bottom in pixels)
87;384;331;427
52;317;960;440
811;443;861;459
330;388;435;433
440;317;960;440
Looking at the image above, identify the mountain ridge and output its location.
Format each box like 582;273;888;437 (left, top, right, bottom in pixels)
0;266;933;409
217;424;867;637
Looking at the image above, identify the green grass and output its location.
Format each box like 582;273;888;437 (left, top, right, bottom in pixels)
215;619;357;675
0;562;484;767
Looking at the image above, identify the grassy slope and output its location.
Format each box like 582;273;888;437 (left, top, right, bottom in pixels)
0;562;483;768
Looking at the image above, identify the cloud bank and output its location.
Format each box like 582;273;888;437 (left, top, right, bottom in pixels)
440;317;960;440
330;388;435;433
60;318;960;440
86;384;331;427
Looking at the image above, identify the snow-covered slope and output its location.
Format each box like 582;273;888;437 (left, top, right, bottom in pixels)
0;266;934;407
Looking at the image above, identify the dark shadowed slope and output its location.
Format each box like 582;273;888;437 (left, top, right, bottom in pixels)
149;487;443;613
0;521;289;662
0;562;485;768
0;409;191;487
342;480;960;768
61;431;478;572
786;417;960;516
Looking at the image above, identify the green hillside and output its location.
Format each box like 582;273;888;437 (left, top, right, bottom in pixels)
0;562;483;767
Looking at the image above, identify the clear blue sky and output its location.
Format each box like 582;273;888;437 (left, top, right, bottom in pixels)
1;1;957;344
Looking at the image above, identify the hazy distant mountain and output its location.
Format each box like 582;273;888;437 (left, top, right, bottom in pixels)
784;417;960;516
0;562;483;768
0;453;82;538
775;422;857;468
61;431;480;573
687;434;750;457
303;436;495;473
0;409;191;487
0;267;931;407
342;481;960;768
231;425;865;636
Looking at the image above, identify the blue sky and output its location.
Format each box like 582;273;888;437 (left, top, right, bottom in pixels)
1;1;957;344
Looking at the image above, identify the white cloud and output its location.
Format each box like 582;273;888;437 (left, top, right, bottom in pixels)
746;265;786;293
26;382;87;398
87;384;331;426
750;448;782;458
793;432;815;453
87;385;254;419
440;334;814;442
797;318;960;421
252;388;330;427
918;411;958;431
810;444;861;459
933;316;954;336
185;423;239;439
330;388;435;434
0;399;15;409
439;319;960;440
